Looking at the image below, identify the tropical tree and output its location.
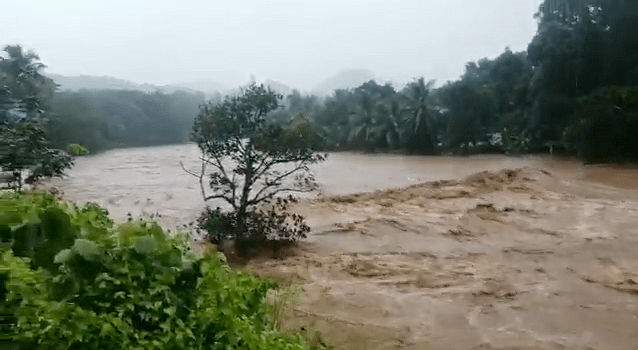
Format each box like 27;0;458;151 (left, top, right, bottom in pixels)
346;82;392;149
312;89;354;149
400;78;439;153
0;122;73;189
0;45;72;189
0;45;55;124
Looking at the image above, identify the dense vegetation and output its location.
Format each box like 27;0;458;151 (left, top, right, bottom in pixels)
47;89;206;152
1;191;308;349
264;0;638;163
1;46;73;189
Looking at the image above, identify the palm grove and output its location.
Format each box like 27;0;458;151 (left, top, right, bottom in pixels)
277;0;638;162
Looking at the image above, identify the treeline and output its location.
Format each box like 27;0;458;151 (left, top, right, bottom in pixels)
266;0;638;163
266;49;538;156
47;89;206;152
5;0;638;163
1;46;208;155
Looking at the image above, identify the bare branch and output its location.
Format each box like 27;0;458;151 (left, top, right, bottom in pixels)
181;160;208;203
203;193;237;209
248;162;314;205
249;186;315;206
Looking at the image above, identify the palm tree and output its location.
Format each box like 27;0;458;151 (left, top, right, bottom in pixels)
399;78;438;154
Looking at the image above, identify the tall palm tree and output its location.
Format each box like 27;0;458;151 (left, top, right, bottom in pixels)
400;78;438;154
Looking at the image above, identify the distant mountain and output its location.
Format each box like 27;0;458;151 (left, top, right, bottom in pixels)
46;73;210;95
311;69;376;96
173;80;226;95
263;79;293;96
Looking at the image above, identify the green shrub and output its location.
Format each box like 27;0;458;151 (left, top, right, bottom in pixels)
1;191;306;349
66;143;89;156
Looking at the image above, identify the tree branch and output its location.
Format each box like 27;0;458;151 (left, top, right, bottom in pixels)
248;162;313;205
180;160;208;203
248;186;314;206
203;193;237;209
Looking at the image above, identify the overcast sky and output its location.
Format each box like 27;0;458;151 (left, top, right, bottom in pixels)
2;0;543;91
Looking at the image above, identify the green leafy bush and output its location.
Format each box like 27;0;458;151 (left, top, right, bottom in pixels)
1;191;306;349
66;143;88;156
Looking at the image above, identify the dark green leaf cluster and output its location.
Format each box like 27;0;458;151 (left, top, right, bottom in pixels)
197;195;310;256
1;191;306;349
570;86;638;162
193;84;281;145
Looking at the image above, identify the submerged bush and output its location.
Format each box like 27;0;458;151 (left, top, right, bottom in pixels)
1;191;306;350
196;196;310;257
66;143;89;156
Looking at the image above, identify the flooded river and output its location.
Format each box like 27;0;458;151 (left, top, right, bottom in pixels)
44;143;636;230
45;143;534;228
43;143;638;350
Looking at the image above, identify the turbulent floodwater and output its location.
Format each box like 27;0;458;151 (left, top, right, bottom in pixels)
43;144;638;350
44;143;534;229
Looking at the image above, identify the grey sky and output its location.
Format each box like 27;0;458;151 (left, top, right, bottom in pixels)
3;0;543;91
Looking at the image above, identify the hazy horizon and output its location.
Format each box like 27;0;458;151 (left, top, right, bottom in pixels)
3;0;543;92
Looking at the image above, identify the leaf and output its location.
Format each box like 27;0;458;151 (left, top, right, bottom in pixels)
163;306;176;316
53;249;72;264
71;239;100;261
133;236;158;255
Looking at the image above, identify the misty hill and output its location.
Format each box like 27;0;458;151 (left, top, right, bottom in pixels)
172;80;226;95
263;79;293;96
311;69;376;95
46;73;209;95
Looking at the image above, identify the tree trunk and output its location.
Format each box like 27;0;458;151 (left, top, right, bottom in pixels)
237;141;253;235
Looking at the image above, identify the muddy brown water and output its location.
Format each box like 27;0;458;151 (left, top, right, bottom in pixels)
43;144;638;350
43;144;544;227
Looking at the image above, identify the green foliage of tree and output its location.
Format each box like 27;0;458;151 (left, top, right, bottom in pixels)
527;0;638;156
0;122;73;189
0;46;72;189
46;91;110;152
0;45;55;123
399;78;439;153
189;84;325;256
1;191;307;349
570;86;638;162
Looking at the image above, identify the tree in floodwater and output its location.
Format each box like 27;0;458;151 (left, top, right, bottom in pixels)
188;84;326;256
